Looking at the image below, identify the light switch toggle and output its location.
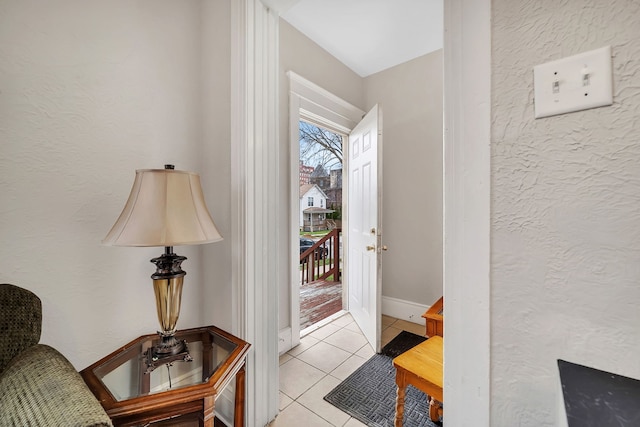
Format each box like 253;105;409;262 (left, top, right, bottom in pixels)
582;67;590;86
533;46;612;118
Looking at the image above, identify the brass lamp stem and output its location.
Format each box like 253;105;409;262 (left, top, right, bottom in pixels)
147;248;191;369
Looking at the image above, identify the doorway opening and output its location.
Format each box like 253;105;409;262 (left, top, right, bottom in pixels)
297;120;345;333
287;71;366;350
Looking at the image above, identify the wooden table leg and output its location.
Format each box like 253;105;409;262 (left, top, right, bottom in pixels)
200;396;215;427
234;363;246;427
395;370;406;427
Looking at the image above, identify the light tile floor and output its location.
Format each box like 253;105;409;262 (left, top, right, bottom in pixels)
270;313;425;427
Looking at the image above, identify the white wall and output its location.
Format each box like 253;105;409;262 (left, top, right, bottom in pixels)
365;51;443;307
491;1;640;425
279;20;365;113
201;0;233;333
0;0;231;369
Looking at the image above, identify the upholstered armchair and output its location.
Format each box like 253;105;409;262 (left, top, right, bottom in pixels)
0;284;112;426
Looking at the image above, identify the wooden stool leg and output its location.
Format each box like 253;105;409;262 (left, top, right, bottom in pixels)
429;396;441;422
395;372;406;427
395;385;406;426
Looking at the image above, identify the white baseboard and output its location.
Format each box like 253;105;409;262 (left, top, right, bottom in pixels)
381;296;429;325
279;327;292;355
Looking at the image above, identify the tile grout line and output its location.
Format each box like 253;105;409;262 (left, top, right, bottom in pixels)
276;313;423;427
291;316;367;427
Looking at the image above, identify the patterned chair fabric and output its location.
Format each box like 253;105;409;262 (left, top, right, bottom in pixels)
0;284;112;426
0;284;42;375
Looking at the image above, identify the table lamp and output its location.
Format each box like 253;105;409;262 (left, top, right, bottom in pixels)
103;164;222;370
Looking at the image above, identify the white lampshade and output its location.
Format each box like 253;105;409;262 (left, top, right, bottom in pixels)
103;168;223;247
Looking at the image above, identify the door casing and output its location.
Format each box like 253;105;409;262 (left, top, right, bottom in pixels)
286;71;365;352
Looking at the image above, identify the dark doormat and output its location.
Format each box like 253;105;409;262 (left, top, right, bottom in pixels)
380;331;428;358
324;331;440;427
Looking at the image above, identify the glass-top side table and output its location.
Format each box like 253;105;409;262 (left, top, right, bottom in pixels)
81;326;250;427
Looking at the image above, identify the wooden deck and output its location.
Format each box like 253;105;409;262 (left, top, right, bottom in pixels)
300;279;343;330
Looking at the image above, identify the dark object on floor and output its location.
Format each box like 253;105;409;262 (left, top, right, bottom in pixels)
380;330;428;358
558;359;640;427
324;331;440;427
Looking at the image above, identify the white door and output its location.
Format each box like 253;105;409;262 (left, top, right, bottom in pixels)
347;104;383;352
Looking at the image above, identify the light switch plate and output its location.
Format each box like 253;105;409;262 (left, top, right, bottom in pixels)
533;46;613;119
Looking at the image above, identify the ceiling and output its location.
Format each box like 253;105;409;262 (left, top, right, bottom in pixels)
280;0;443;77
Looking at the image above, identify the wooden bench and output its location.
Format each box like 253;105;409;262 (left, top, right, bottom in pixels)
393;335;443;425
422;296;443;337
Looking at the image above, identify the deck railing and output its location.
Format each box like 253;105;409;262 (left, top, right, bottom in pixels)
300;228;341;285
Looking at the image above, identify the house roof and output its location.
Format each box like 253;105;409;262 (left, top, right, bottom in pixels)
310;164;328;177
303;207;335;214
300;183;314;196
299;183;329;199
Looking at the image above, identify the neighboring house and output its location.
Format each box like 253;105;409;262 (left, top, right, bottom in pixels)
299;184;334;231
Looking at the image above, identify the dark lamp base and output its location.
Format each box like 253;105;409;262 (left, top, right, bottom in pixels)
144;337;193;373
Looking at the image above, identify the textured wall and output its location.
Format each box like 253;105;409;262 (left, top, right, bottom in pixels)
365;51;443;306
492;1;640;425
0;0;231;369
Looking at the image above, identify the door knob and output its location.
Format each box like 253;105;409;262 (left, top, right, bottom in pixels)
366;245;376;251
381;245;388;251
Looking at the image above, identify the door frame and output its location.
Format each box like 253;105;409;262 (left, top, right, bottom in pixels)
230;1;280;425
442;0;491;425
231;1;491;426
287;71;365;350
